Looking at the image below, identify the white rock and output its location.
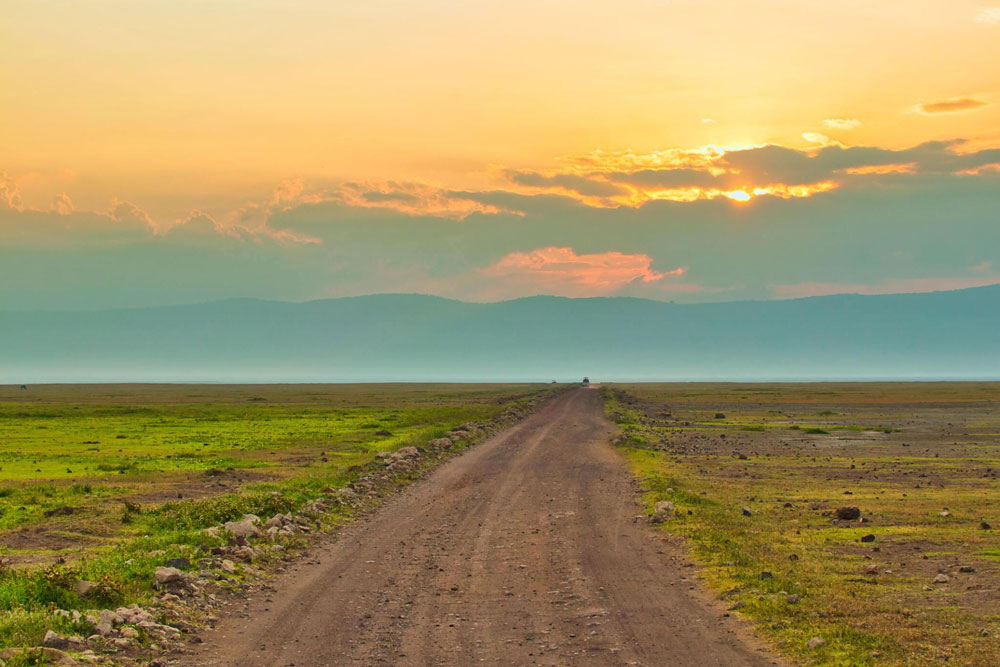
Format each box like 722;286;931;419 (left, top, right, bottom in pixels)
223;518;262;538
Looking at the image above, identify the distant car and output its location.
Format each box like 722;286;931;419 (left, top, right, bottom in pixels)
581;377;590;386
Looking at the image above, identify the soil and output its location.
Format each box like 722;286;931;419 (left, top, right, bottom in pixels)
183;388;779;666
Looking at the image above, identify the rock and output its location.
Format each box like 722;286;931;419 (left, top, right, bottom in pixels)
741;506;753;517
715;413;726;419
860;534;876;543
807;637;826;649
835;507;861;521
43;630;69;650
220;559;237;574
759;571;773;580
933;573;950;584
119;627;139;639
864;564;879;575
154;567;183;585
651;501;674;523
74;580;96;596
959;565;976;573
396;446;420;458
939;511;950;517
981;521;992;530
265;515;283;529
786;594;800;604
224;517;262;539
98;609;120;627
165;557;190;569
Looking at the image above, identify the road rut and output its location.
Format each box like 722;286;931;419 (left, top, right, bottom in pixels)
187;387;777;666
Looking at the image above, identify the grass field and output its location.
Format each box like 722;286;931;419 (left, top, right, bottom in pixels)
604;383;1000;666
0;383;545;657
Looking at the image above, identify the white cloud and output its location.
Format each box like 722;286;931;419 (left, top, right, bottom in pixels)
802;132;832;145
975;7;1000;24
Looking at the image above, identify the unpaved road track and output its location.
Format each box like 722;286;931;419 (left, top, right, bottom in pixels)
187;388;777;666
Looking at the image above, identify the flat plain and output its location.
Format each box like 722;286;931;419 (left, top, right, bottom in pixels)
605;382;1000;665
0;383;543;655
1;382;998;667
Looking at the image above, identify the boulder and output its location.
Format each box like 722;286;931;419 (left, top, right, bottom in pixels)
835;507;861;521
154;567;183;585
650;501;674;523
224;517;262;539
43;630;69;650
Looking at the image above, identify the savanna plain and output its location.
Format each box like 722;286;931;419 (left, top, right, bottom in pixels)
0;382;997;666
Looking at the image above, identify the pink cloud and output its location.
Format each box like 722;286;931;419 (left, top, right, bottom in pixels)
480;246;685;296
773;276;1000;299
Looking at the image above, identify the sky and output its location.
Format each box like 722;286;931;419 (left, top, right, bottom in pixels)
2;0;999;310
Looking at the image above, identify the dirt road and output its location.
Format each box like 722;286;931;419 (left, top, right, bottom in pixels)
187;388;777;666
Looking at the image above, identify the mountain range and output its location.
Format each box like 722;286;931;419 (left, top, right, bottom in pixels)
3;285;999;382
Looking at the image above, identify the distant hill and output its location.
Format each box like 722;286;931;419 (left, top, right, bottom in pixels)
3;286;1000;382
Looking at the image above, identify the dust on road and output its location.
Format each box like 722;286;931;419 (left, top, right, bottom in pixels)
187;388;777;666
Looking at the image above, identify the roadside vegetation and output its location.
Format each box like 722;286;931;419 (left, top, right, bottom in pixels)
0;383;547;663
604;383;1000;667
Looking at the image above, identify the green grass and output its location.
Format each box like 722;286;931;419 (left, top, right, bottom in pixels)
0;383;549;652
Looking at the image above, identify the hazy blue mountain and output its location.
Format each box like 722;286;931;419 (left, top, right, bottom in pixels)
2;286;999;382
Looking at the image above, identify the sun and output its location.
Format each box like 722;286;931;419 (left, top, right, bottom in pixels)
726;190;752;202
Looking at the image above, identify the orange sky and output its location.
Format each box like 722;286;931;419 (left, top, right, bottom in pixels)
3;0;999;221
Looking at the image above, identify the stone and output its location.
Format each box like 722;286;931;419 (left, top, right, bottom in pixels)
759;571;773;580
223;517;262;539
164;557;190;569
741;506;753;517
43;630;69;650
154;567;183;585
807;637;826;649
786;594;800;604
650;501;674;523
933;573;950;584
220;559;237;574
396;446;420;458
74;580;95;596
98;609;120;627
959;565;976;573
860;534;876;543
119;627;139;639
939;511;950;517
864;564;879;575
835;507;861;521
981;521;992;530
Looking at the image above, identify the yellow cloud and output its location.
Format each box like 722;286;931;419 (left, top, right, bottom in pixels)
916;97;989;114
